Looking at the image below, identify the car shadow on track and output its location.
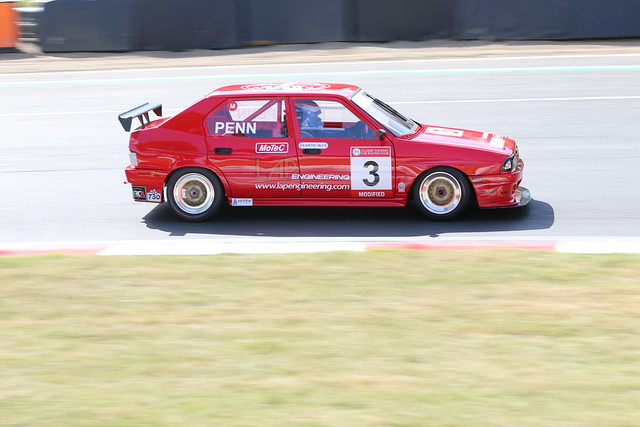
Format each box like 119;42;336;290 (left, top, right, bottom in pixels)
141;199;554;238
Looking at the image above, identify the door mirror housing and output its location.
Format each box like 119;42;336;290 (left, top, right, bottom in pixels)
377;129;387;141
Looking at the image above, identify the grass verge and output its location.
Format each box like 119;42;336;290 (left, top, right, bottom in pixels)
2;250;640;426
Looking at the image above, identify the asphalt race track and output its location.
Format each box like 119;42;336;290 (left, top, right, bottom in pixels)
1;54;639;250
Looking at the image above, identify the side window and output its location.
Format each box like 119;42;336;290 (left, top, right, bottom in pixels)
294;99;375;139
207;99;287;137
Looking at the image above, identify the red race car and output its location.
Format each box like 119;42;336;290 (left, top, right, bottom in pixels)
119;83;529;221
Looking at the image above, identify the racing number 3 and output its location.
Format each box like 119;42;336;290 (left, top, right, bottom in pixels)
362;161;380;187
350;147;392;191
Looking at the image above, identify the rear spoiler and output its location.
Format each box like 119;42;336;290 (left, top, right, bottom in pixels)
118;102;162;132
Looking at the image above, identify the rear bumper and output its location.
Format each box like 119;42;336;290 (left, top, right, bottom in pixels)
124;165;168;203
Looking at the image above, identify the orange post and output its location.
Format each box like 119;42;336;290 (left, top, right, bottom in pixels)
0;1;18;49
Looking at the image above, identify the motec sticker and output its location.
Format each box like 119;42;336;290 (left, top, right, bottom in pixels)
425;127;464;137
256;142;289;153
350;147;392;192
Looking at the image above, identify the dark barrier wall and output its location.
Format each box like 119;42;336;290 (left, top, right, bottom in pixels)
455;0;572;40
140;0;237;50
40;0;140;52
37;0;640;53
243;0;347;44
573;0;640;39
456;0;640;40
355;0;454;42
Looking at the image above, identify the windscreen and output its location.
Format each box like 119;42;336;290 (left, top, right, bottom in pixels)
351;90;418;136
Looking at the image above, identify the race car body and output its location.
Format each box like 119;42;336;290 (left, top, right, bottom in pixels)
120;83;529;221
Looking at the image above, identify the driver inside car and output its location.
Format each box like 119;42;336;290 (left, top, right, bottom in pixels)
295;100;323;136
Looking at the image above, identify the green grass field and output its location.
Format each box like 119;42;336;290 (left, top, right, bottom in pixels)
2;250;640;426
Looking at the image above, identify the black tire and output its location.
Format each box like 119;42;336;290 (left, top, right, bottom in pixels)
413;167;472;220
167;168;224;221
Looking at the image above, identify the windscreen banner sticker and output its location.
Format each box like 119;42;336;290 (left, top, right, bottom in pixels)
350;147;392;197
425;127;464;137
241;83;331;91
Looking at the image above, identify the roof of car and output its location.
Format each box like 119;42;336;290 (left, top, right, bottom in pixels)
206;83;361;98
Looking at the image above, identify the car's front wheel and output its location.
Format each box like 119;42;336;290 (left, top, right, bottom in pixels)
413;167;472;220
167;168;224;221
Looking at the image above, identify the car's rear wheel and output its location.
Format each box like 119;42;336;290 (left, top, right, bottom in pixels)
167;168;224;221
413;167;471;220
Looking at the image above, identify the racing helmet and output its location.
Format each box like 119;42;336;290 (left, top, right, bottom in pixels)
295;100;322;128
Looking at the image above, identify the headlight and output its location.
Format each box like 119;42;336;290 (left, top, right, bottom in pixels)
501;147;518;173
501;155;514;172
129;152;139;167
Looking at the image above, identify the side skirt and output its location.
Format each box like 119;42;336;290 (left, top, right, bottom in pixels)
226;197;407;208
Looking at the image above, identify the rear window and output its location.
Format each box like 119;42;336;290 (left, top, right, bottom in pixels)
206;99;287;137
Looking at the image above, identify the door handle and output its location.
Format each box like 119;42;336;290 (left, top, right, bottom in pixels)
303;149;321;155
214;147;232;154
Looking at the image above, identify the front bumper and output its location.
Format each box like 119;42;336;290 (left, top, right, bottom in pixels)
124;165;168;203
471;159;529;209
482;186;531;209
514;186;531;207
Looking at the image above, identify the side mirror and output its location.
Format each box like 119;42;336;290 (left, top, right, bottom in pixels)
377;129;387;141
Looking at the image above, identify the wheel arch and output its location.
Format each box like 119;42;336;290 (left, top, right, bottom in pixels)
165;165;230;201
406;165;477;206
